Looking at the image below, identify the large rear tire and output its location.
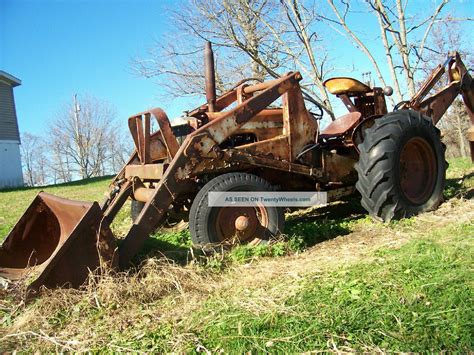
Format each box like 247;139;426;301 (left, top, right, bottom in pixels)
189;172;285;247
355;110;447;221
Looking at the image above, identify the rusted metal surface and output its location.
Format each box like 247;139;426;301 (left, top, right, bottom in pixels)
372;88;388;115
417;82;461;124
206;108;284;141
399;137;437;204
113;67;327;269
242;78;282;94
103;180;133;220
0;43;348;290
0;193;117;291
228;149;323;177
128;113;151;164
320;112;361;139
400;52;474;161
236;84;252;104
326;186;357;202
215;206;268;244
125;163;164;180
152;108;180;159
132;186;155;203
128;177;155;203
405;58;449;111
117;71;318;268
283;86;319;161
457;57;474;162
405;52;473;124
338;94;358;113
321;149;358;185
129;108;180;164
324;52;472;161
115;49;471;271
235;136;291;161
204;41;217;112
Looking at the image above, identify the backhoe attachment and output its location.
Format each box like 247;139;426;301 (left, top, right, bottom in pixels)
403;52;474;161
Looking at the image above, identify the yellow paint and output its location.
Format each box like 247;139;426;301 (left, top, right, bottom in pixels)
323;77;371;95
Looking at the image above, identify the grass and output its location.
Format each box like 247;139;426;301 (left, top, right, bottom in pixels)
184;223;473;352
0;176;114;240
0;157;473;352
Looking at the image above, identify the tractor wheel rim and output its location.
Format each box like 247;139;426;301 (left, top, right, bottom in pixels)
399;137;437;204
215;206;269;244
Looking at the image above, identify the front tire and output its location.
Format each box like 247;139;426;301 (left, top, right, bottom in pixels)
189;173;285;247
355;110;447;221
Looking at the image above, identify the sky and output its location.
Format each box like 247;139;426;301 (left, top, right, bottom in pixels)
1;0;473;137
1;0;184;136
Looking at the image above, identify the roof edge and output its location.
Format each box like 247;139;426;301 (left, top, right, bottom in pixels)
0;71;21;87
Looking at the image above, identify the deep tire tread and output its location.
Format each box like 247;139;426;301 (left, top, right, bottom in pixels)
355;110;447;222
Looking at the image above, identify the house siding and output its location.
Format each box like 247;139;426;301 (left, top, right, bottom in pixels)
0;81;21;142
0;141;23;188
0;72;23;188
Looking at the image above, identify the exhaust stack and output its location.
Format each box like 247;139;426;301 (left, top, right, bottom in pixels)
204;41;217;112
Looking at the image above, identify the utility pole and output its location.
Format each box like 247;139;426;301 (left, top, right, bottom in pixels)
73;94;85;178
73;94;81;134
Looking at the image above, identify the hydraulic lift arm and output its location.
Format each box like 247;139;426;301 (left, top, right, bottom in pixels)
402;52;474;161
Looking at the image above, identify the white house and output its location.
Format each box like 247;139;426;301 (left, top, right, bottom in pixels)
0;71;24;188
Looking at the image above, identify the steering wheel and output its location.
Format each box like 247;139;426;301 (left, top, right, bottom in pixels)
304;100;324;121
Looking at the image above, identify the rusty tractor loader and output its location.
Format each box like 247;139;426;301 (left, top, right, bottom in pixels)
1;44;473;292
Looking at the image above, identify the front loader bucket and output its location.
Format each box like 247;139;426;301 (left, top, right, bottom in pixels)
0;192;117;292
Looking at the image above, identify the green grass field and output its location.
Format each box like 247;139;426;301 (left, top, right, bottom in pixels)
0;176;115;240
0;158;473;352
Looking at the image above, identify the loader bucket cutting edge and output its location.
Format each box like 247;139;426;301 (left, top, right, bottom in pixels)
0;192;118;292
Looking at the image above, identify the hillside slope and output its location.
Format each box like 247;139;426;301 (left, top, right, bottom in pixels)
0;159;472;352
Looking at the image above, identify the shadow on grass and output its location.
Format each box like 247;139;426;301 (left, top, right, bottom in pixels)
125;197;367;266
284;196;366;248
444;173;474;200
286;168;474;250
0;175;115;193
132;231;192;266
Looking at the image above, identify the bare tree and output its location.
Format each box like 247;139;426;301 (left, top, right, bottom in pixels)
425;21;473;158
440;99;470;158
133;0;276;98
48;95;120;180
322;0;469;104
49;138;73;183
34;145;49;186
20;132;50;187
133;0;336;119
421;17;473;76
108;129;133;174
134;0;471;124
249;0;335;118
20;132;42;186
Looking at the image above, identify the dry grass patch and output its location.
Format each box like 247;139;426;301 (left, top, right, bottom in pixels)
1;259;217;351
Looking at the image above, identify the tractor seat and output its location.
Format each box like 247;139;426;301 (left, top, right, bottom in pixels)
323;77;371;96
319;112;361;139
